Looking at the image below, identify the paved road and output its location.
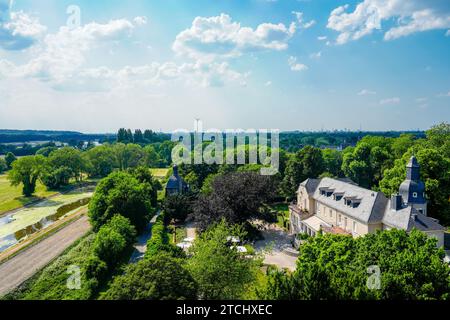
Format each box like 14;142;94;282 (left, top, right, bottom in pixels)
0;215;91;297
129;212;161;263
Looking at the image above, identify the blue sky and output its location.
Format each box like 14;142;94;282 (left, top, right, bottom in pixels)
0;0;449;132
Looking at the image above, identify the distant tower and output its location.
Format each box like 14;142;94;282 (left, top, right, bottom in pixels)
398;156;427;215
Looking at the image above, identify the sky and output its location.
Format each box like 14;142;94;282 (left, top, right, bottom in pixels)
0;0;449;133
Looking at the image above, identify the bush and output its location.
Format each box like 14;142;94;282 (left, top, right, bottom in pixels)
145;215;184;258
89;171;152;232
101;252;197;300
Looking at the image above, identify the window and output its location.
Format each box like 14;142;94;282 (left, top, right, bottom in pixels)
344;217;348;228
413;192;418;198
338;215;342;225
353;221;357;233
329;209;332;218
317;203;321;214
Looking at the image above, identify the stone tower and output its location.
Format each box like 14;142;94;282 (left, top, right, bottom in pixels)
398;156;427;215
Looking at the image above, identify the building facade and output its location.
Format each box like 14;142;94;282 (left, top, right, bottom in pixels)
289;156;445;247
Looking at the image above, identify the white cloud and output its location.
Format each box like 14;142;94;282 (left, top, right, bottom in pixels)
379;97;400;105
0;0;46;50
327;0;450;44
292;11;316;29
317;36;327;41
358;89;376;95
309;51;322;59
1;18;139;82
446;29;450;36
133;16;148;26
288;56;308;71
172;13;296;60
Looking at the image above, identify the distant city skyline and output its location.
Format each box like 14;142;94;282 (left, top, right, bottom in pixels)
0;0;449;132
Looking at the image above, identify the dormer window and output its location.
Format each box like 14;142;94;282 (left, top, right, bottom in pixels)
333;193;344;201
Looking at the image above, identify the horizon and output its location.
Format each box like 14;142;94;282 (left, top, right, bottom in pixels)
0;0;449;132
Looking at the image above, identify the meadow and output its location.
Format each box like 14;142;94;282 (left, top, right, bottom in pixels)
0;174;56;216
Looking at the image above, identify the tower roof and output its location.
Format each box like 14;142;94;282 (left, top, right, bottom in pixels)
407;156;419;168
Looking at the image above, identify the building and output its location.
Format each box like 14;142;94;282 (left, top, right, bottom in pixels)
165;165;189;196
289;156;445;247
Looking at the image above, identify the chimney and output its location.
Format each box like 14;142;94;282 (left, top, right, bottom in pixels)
391;194;402;211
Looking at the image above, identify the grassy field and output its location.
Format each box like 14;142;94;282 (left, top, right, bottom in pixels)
150;168;170;179
0;174;57;215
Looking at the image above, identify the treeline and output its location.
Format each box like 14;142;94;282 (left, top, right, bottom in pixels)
279;130;425;152
0;130;113;144
5;142;174;196
116;128;170;145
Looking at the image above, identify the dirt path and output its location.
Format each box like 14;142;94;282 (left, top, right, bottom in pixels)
0;215;91;297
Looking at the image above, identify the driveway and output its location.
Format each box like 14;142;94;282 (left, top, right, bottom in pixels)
254;224;298;271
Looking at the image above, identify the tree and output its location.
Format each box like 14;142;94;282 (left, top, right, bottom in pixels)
281;146;324;198
101;252;197;300
192;171;276;231
163;194;193;222
134;129;144;143
42;147;86;189
187;220;260;299
322;148;343;178
380;147;450;225
5;152;17;169
0;158;7;173
88;171;152;232
128;166;160;208
259;229;449;300
7;155;47;196
84;145;116;178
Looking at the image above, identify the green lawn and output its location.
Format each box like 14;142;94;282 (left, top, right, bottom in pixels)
150;168;170;179
0;174;57;215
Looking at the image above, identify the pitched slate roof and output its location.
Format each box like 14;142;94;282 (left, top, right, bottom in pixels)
301;176;445;232
311;177;388;224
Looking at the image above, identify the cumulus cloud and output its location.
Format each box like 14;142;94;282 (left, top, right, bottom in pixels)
0;0;46;50
327;0;450;44
172;13;296;60
288;56;308;71
2;18;138;82
309;51;321;59
379;97;400;105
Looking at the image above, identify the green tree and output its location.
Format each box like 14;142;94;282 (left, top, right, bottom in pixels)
7;155;47;196
84;145;117;178
0;158;7;173
101;252;197;300
380;148;450;225
281;146;324;197
259;229;449;300
187;220;260;299
88;171;152;232
322;148;343;178
5;152;17;169
163;194;192;222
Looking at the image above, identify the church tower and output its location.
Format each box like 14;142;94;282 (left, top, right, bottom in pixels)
398;156;427;215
